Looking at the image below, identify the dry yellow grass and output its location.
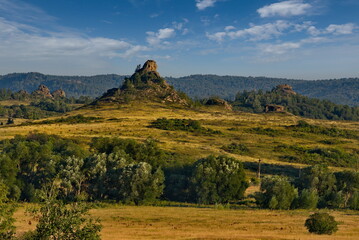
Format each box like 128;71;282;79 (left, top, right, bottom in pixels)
1;101;357;170
14;205;359;240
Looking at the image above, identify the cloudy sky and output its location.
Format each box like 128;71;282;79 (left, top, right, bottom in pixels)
0;0;358;79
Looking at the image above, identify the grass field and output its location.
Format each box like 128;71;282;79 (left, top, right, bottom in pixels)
1;101;358;171
14;205;359;240
3;100;359;239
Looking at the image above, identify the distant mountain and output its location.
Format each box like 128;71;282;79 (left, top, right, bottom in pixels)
166;75;359;106
0;72;358;106
0;72;126;98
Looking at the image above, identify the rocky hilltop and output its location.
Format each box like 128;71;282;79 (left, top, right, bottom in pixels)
274;84;296;95
95;60;190;105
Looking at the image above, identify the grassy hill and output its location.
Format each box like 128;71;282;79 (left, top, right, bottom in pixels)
1;101;357;170
2;100;358;239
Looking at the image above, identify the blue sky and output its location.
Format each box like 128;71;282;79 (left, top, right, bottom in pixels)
0;0;358;79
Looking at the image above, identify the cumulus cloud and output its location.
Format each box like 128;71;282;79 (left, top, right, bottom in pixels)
257;0;312;18
207;20;291;42
326;23;356;35
196;0;218;10
146;28;176;46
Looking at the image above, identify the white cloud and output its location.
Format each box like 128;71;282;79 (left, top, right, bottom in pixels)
261;42;301;54
196;0;218;10
257;0;312;18
206;31;226;42
224;25;236;31
207;21;291;42
0;18;147;60
146;28;176;46
326;23;356;35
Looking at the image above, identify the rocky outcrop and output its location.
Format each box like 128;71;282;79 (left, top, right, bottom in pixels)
265;104;285;113
52;89;66;98
32;84;53;98
205;97;232;110
274;84;296;95
96;60;190;106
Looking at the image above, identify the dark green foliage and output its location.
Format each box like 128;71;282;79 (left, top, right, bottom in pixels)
221;143;249;154
233;89;359;120
254;176;298;209
0;104;57;120
90;137;170;167
30;99;74;113
305;213;338;235
296;189;319;209
26;185;102;240
0;133;89;201
0;181;16;240
276;144;357;167
289;120;358;140
190;155;248;204
150;118;221;135
296;165;340;208
335;171;359;208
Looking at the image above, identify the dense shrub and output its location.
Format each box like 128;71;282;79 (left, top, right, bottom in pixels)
190;155;248;204
275;144;357;167
305;212;338;235
255;176;298;210
150;118;221;135
221;143;249;155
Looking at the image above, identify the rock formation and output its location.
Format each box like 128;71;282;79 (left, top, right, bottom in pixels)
96;60;190;106
32;84;53;98
274;84;296;95
265;104;285;113
204;97;233;110
52;89;66;98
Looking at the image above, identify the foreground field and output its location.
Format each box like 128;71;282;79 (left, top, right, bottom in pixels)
14;205;359;240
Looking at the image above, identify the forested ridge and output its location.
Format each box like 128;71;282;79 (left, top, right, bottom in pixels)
1;72;358;106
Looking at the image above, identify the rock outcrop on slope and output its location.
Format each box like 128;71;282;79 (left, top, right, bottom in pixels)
204;97;233;110
274;84;296;95
31;84;53;98
96;60;190;106
52;89;66;98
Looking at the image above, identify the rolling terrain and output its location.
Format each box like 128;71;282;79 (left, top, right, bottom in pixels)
1;61;358;239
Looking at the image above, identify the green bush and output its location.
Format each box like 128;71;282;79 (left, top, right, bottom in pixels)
150;118;221;135
25;185;102;240
305;212;338;235
221;143;249;155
